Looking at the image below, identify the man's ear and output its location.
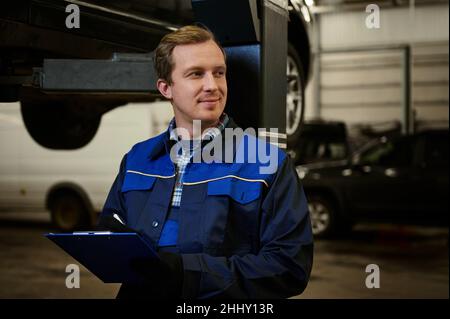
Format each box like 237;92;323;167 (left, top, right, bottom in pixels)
157;79;172;100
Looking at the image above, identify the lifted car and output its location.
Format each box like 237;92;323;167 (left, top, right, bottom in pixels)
1;0;313;149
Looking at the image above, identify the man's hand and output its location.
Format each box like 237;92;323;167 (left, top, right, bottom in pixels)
130;252;183;297
96;214;137;233
97;212;184;298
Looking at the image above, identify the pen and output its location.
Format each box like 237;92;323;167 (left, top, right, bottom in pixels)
113;213;125;225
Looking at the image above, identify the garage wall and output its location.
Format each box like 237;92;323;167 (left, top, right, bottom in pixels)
320;4;448;47
305;4;449;130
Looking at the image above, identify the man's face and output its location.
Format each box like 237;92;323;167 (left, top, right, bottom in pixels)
157;40;227;131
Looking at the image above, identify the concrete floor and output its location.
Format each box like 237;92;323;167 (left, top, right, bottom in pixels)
0;212;448;299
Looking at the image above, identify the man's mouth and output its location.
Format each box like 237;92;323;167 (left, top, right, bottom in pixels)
199;98;220;103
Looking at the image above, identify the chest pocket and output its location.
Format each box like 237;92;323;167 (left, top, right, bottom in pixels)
207;177;263;204
121;172;156;192
204;177;264;255
120;172;157;230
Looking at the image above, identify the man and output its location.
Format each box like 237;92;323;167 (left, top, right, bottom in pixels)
98;25;313;299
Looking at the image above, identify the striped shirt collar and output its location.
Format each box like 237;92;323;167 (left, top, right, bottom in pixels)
168;113;229;143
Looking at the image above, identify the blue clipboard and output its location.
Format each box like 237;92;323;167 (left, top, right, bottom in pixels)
45;232;158;284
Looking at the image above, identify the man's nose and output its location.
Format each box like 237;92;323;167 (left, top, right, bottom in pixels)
203;73;219;92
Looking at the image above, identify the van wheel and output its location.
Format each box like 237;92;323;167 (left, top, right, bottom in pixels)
50;194;89;231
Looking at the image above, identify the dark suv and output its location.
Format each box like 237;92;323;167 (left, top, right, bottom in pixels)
297;129;449;237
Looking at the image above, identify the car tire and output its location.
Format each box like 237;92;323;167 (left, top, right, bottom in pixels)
308;194;353;238
50;193;89;231
286;43;305;148
21;99;101;150
308;195;338;238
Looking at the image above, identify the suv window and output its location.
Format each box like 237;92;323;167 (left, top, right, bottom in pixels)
300;140;348;161
359;138;414;167
292;122;349;164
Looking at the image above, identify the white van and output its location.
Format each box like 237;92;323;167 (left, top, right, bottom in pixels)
0;101;173;230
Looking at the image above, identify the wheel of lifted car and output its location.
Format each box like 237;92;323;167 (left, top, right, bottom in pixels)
50;193;89;232
308;195;336;238
21;99;101;150
286;43;305;147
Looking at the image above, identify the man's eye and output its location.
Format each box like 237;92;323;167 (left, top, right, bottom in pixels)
190;72;202;77
214;71;225;77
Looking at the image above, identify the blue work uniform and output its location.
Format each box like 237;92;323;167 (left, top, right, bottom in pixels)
99;117;313;299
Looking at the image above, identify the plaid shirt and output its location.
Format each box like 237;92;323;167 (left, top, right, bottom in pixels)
168;114;229;207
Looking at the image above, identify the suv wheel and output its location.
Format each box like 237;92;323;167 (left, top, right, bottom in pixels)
308;195;336;238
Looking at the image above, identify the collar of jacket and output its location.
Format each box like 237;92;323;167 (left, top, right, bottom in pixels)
147;116;240;162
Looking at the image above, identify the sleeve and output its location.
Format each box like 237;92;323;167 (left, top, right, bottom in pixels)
97;155;128;226
180;156;314;299
97;154;184;297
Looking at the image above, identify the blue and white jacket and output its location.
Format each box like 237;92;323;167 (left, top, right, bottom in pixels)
100;118;313;299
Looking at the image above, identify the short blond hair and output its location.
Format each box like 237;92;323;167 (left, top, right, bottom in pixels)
154;25;226;84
